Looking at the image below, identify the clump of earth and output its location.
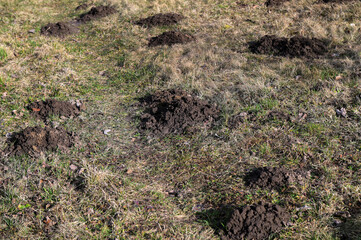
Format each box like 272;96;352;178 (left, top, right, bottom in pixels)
148;31;196;47
77;5;117;22
4;126;77;156
244;167;310;191
222;203;290;240
249;35;328;58
40;22;78;37
27;99;83;121
139;89;219;134
265;0;289;7
135;13;185;27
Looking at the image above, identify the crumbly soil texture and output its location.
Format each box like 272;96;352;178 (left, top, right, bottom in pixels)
27;99;82;121
148;31;195;47
77;5;117;22
222;203;290;240
249;35;328;58
40;22;78;37
135;13;185;27
139;89;219;135
244;167;310;191
265;0;289;7
5;126;76;156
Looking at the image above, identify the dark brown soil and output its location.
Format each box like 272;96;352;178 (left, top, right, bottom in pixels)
40;22;78;37
139;89;219;135
135;13;184;27
221;203;290;240
77;5;117;22
148;31;195;47
75;3;89;11
5;126;76;156
249;35;328;58
265;0;289;6
244;167;310;191
27;99;82;121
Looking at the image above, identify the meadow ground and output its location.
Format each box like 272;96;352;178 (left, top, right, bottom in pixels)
0;0;360;239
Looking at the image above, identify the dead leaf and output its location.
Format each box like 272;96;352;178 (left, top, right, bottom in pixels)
335;75;342;80
69;164;78;171
32;108;41;112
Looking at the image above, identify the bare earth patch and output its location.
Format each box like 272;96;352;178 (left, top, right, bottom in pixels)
77;5;117;22
244;167;310;191
4;126;77;156
265;0;290;7
249;35;328;58
139;89;219;134
148;31;196;47
135;13;185;27
27;99;82;121
40;22;79;37
221;203;290;240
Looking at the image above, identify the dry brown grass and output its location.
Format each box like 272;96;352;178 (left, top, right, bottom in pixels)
0;0;360;239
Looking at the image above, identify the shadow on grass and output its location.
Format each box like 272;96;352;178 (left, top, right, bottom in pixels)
195;205;234;236
338;214;361;240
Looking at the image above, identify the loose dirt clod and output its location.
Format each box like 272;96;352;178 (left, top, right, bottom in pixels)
265;0;289;6
4;126;76;156
222;203;290;240
244;167;310;191
27;99;82;121
139;89;219;134
77;5;117;22
148;31;195;47
40;22;78;37
249;35;328;58
135;13;185;27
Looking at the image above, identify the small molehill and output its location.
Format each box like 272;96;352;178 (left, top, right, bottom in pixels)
27;99;83;121
222;203;290;240
265;0;289;6
148;31;195;47
244;167;310;191
135;13;185;27
249;35;328;58
40;22;78;37
77;5;117;22
140;89;219;135
5;126;76;156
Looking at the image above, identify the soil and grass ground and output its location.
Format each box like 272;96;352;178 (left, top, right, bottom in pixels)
0;0;360;239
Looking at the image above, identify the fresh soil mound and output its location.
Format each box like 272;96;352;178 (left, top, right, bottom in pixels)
135;13;184;27
5;126;76;156
140;89;219;134
244;167;309;191
40;22;78;37
265;0;289;6
77;5;117;22
222;203;290;240
148;31;195;47
27;99;82;121
249;35;328;58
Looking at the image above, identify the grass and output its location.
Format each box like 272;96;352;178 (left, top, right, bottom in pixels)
0;0;360;239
